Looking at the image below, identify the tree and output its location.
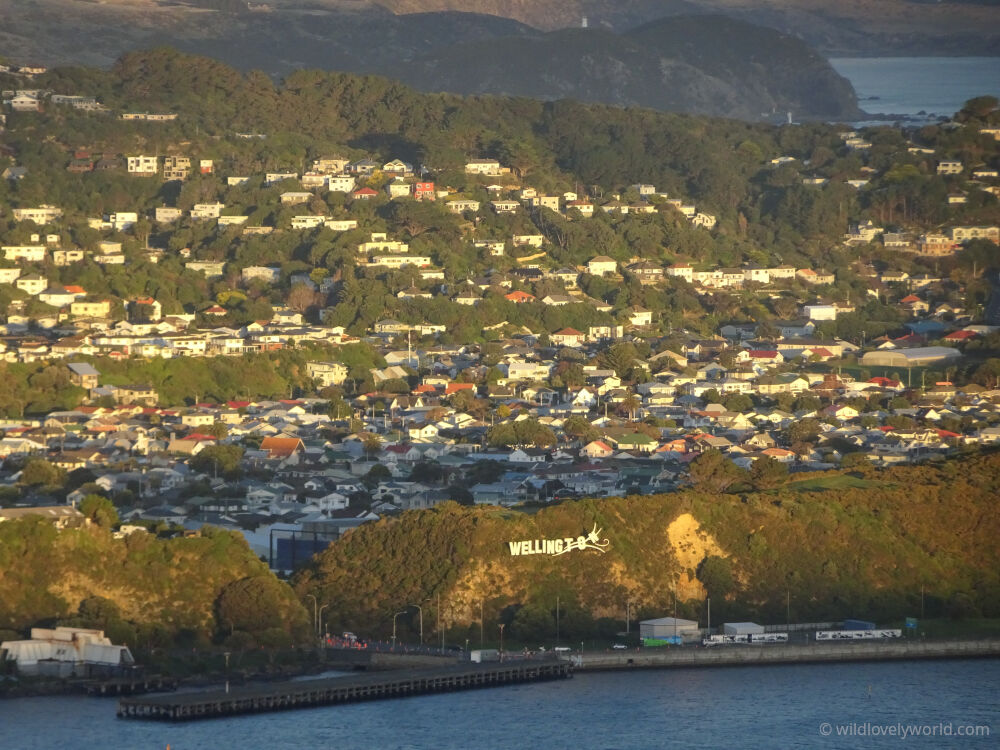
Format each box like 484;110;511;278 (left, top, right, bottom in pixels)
749;457;788;490
19;458;64;487
723;393;753;413
215;576;291;636
563;415;599;443
784;418;821;445
362;432;382;458
600;343;638;378
697;556;735;598
190;444;245;478
689;450;747;493
79;494;119;528
620;393;641;421
957;95;998;122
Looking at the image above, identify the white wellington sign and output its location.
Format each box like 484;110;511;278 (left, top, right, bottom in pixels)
507;524;610;557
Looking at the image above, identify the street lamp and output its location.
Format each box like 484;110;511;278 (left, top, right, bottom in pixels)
498;623;505;660
409;603;423;644
392;610;407;648
318;604;329;638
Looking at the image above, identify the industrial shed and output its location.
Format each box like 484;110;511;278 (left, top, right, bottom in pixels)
1;627;134;677
639;617;701;643
861;347;961;368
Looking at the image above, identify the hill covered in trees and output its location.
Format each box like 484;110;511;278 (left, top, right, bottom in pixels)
2;3;859;120
0;517;310;654
294;451;1000;643
396;16;861;120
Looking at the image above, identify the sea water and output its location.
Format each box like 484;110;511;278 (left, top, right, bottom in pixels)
830;56;1000;123
2;659;997;749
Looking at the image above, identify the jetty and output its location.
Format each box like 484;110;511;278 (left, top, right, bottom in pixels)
574;638;1000;671
118;660;571;721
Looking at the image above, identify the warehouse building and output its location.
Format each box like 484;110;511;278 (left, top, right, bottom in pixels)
639;616;701;644
1;627;134;677
860;347;961;368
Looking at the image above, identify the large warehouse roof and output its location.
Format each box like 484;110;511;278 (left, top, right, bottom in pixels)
861;347;961;367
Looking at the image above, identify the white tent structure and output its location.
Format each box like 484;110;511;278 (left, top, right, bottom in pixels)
1;627;134;677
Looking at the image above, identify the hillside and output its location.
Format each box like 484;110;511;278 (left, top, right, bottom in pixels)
378;0;1000;55
1;2;859;120
395;17;861;120
294;451;1000;641
0;519;310;649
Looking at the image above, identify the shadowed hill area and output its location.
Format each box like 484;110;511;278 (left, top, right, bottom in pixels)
392;16;861;120
1;3;860;120
294;451;1000;642
0;521;310;650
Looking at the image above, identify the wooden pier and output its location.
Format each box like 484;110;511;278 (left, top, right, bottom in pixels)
118;661;571;721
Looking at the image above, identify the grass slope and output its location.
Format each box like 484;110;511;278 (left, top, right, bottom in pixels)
295;451;1000;640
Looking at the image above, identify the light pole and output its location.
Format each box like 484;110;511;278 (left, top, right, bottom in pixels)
409;603;423;644
392;610;406;648
498;623;505;660
318;604;329;638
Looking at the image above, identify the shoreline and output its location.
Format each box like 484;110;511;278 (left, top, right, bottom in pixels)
573;638;1000;672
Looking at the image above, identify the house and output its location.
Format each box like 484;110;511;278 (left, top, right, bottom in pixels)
666;265;694;283
328;176;356;192
190;203;224;219
916;234;956;256
413;182;435;201
260;436;305;459
796;269;834;285
3;245;46;262
803;304;837;321
447;199;481;214
504;291;535;304
465;159;502;176
66;362;99;389
586;256;618;276
162;155;191;180
950;226;998;244
627;261;663;285
936;160;963;175
242;266;281;284
15;274;47;295
38;286;81;307
490;200;519;214
551;328;586;347
115;384;158;406
588;324;624;342
12;206;63;224
126;155;158;175
581;440;614;458
628;307;653;327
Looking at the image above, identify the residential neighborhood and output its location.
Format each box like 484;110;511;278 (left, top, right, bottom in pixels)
1;68;999;573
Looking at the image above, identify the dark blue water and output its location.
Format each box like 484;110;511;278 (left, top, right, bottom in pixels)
830;57;1000;122
3;659;997;749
